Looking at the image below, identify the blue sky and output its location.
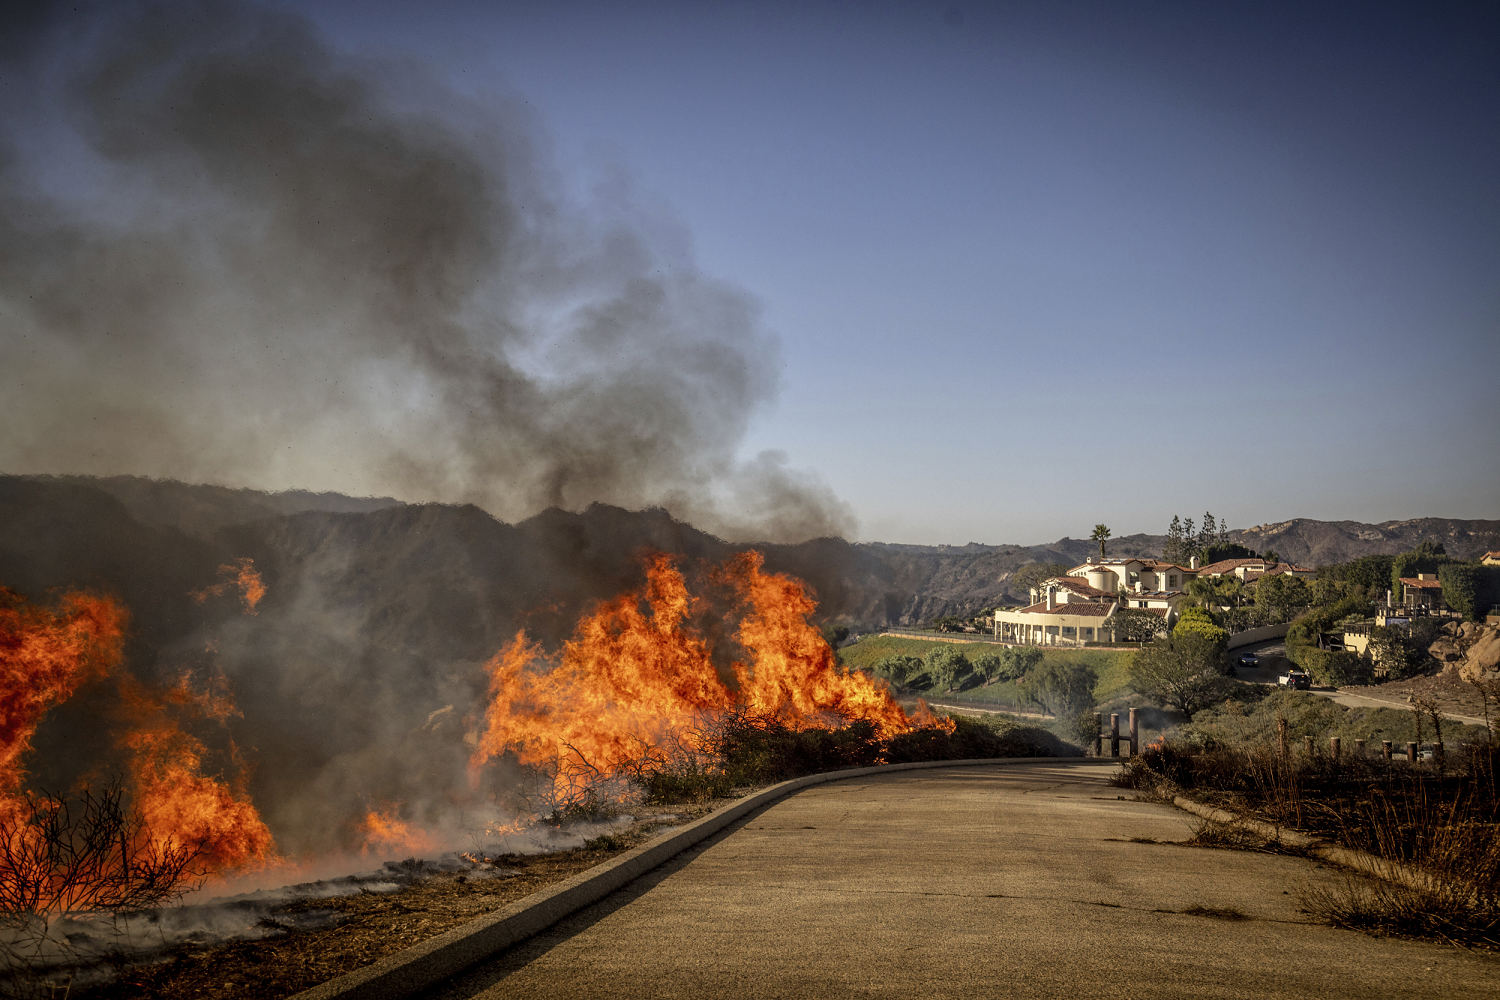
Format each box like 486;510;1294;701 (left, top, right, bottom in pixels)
5;1;1497;545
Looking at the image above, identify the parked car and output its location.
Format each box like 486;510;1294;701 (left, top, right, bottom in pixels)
1278;669;1311;690
1237;652;1260;668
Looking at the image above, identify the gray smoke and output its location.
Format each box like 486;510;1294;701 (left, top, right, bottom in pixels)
0;0;853;543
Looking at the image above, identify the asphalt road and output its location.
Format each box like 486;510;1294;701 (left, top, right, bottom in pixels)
420;762;1496;1000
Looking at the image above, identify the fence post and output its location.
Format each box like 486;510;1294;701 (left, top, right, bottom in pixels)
1407;742;1418;763
1110;713;1120;758
1093;713;1102;757
1329;736;1340;760
1128;708;1139;757
1277;716;1289;759
1354;739;1366;758
1304;735;1315;758
1382;739;1392;761
1434;742;1444;769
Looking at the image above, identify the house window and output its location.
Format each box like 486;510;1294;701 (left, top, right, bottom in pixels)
1168;575;1178;588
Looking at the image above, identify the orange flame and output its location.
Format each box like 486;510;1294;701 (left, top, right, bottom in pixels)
471;552;949;801
0;587;125;792
118;675;276;873
191;557;266;614
727;551;923;738
359;805;439;858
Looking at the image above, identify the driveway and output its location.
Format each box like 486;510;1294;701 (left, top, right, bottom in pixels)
421;762;1495;1000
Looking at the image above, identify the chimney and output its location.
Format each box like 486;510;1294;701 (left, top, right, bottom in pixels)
1190;555;1199;570
1045;586;1055;611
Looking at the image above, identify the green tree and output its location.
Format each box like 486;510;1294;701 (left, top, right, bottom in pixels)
1172;606;1229;656
924;646;971;693
1009;562;1070;602
1200;541;1257;564
1129;632;1234;715
1436;562;1500;622
1111;607;1168;643
999;646;1043;681
876;654;925;688
1365;625;1420;680
1090;524;1111;560
1164;515;1187;565
1255;574;1311;621
1198;512;1218;554
1390;541;1448;604
1022;660;1097;716
973;653;1003;684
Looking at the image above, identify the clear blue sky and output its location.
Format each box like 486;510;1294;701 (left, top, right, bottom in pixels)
3;1;1496;545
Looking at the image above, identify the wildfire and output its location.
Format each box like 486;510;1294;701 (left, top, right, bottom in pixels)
471;551;950;802
191;557;266;614
118;675;275;873
359;805;439;858
0;586;275;915
0;587;125;790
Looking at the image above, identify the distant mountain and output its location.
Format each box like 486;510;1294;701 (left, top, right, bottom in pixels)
1232;517;1500;566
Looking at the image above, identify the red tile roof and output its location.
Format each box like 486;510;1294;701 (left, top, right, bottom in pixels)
1006;600;1117;618
1196;557;1269;576
1399;577;1443;590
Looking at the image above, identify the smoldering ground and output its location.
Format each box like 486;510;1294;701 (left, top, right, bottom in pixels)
0;0;852;543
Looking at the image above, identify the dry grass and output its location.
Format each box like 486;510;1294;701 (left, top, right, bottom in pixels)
1118;737;1500;950
48;801;727;1000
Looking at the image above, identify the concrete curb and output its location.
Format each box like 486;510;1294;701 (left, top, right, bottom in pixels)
1169;795;1446;895
291;756;1111;1000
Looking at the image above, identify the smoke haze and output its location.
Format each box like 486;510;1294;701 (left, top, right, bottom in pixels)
0;0;852;543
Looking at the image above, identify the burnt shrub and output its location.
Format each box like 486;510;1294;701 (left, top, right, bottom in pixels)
711;716;884;785
885;716;1072;763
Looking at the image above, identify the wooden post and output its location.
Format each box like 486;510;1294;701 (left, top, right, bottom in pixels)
1304;735;1315;758
1277;716;1289;759
1354;739;1366;758
1329;736;1341;760
1093;713;1102;757
1382;739;1392;761
1407;742;1418;763
1128;708;1139;757
1110;713;1120;758
1434;742;1444;769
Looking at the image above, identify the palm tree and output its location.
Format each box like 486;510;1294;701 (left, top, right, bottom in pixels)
1091;523;1111;560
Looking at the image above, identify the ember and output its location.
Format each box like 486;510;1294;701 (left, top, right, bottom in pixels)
191;558;266;614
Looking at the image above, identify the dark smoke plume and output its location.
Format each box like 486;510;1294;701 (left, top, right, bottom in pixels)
0;0;853;543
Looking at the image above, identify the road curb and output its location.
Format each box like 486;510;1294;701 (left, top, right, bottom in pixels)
291;756;1110;1000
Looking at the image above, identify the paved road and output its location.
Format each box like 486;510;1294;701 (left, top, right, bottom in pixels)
422;762;1495;1000
1234;642;1487;727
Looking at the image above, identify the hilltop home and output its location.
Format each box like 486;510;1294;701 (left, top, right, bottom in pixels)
992;557;1190;646
1398;573;1445;610
1195;557;1315;582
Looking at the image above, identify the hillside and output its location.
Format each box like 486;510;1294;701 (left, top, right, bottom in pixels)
4;473;1496;856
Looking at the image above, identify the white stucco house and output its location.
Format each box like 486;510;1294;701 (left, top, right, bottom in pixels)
992;558;1192;646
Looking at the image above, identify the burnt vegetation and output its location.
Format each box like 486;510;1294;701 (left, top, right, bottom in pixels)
1117;737;1500;949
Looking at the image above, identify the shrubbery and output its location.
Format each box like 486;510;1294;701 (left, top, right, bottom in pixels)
637;711;1079;802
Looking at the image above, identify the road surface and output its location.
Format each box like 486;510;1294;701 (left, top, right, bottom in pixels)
422;762;1495;1000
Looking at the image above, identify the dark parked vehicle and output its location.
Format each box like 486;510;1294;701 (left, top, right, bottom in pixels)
1237;652;1260;668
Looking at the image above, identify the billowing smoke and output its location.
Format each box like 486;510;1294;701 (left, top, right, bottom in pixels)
0;0;853;544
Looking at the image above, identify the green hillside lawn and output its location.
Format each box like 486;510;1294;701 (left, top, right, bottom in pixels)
838;634;1136;707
